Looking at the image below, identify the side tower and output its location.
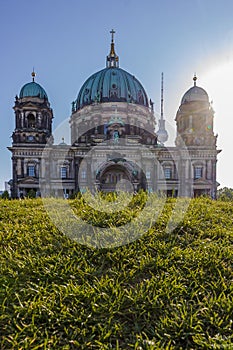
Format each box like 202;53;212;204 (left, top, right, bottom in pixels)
175;75;220;198
8;72;53;198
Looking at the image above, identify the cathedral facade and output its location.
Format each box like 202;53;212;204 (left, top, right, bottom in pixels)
8;32;221;199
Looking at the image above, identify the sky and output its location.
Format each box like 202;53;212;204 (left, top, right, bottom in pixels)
1;0;233;190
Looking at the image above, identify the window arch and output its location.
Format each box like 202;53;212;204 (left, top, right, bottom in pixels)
27;113;36;128
164;166;172;179
81;170;86;179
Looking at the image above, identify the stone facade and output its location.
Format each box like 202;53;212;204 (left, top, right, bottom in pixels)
8;36;221;199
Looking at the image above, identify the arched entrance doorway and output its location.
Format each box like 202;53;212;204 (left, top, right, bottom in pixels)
96;160;142;193
100;164;133;192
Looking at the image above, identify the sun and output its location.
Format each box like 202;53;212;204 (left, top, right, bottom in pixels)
201;61;233;188
202;61;233;115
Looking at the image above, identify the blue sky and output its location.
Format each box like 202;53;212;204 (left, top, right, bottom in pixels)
1;0;233;189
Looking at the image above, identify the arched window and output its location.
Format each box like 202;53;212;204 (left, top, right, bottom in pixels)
27;114;36;128
164;166;172;179
81;170;86;179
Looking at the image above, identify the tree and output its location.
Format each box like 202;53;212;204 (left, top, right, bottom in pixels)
27;189;36;198
1;190;9;199
217;187;233;201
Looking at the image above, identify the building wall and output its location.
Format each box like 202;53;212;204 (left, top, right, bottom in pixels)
8;79;220;199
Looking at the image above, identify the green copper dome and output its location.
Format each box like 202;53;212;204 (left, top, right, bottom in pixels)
75;67;149;110
74;30;149;110
19;81;48;99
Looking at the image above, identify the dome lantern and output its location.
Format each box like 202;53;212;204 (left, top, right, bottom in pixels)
106;29;119;68
193;73;197;86
31;69;36;82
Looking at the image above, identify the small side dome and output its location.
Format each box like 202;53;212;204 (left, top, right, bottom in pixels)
19;82;48;99
19;71;48;100
58;138;67;146
181;75;209;104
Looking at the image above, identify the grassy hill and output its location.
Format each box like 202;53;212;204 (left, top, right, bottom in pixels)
0;195;232;349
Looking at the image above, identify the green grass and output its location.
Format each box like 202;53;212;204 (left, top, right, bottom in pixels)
0;195;232;349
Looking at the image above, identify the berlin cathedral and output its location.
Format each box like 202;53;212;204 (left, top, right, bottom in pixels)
8;31;221;199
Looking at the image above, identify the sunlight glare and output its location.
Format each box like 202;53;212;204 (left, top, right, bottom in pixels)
202;61;233;188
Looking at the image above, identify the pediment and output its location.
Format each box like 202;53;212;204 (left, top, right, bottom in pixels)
194;178;212;185
18;177;38;184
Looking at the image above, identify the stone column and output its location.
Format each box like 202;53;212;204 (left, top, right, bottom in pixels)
206;159;212;180
86;158;92;192
178;157;185;197
21;158;24;177
11;156;18;198
211;159;217;199
178;153;191;197
152;161;157;192
74;157;81;193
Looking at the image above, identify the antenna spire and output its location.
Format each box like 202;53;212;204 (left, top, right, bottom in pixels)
156;72;168;145
161;72;164;120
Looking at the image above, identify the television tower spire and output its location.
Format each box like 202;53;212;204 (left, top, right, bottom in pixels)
161;72;164;120
156;72;168;145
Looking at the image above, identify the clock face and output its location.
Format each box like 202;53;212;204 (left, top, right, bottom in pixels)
27;135;34;141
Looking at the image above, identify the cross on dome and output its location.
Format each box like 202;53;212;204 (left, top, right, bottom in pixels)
110;29;115;43
106;29;119;68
